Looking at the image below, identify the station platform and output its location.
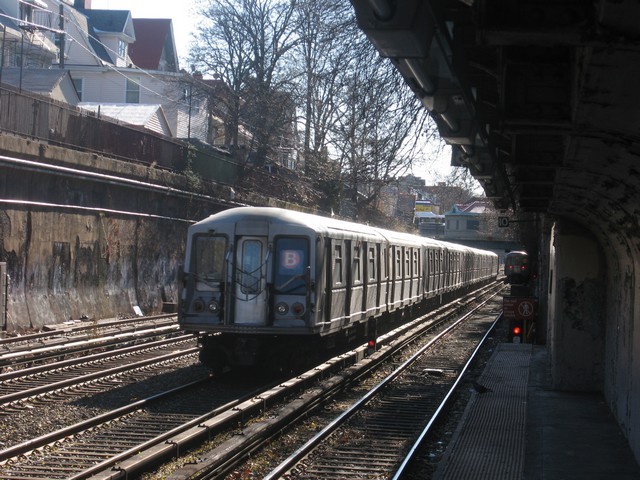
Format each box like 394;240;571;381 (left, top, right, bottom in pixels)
434;343;640;479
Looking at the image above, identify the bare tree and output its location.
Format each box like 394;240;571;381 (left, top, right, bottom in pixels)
191;0;299;163
191;0;248;154
294;0;348;164
292;0;353;210
331;34;426;218
189;0;439;218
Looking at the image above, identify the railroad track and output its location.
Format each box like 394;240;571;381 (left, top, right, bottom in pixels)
265;292;503;479
0;314;179;370
0;283;503;479
0;335;198;413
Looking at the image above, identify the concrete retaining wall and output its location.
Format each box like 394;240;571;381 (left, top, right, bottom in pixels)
2;209;186;330
547;220;605;391
602;231;640;465
0;134;311;332
547;217;640;464
0;135;227;331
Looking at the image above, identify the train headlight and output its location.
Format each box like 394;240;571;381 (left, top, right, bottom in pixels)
292;302;305;316
276;302;289;315
193;299;205;313
208;300;220;314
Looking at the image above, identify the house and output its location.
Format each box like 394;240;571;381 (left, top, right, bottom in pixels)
0;0;57;68
78;102;172;136
70;7;135;68
0;67;79;104
444;200;493;241
0;1;271;163
128;18;177;72
46;0;211;142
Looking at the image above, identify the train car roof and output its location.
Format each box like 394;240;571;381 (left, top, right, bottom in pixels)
193;207;385;240
193;207;496;257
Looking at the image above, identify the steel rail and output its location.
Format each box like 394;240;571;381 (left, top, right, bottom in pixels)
391;312;504;479
264;288;504;479
0;282;502;480
0;334;194;382
0;344;199;406
146;283;504;480
0;313;176;349
0;376;211;463
0;323;180;366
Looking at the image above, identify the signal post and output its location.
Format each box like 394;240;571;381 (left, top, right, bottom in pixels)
503;296;537;343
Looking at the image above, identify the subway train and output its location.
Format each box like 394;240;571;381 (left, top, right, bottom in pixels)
504;250;531;285
178;207;498;373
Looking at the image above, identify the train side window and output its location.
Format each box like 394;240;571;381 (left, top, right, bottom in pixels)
353;244;362;284
413;249;418;278
333;243;343;286
194;235;226;291
368;246;377;281
395;247;402;279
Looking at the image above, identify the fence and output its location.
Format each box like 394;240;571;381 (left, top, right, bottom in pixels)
0;84;241;184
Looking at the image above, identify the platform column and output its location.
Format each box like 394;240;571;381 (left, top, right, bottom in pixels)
548;220;605;391
1;262;6;337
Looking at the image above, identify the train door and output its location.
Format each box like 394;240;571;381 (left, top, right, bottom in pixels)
364;243;379;315
233;236;268;325
350;241;364;322
379;244;390;312
392;246;403;309
328;239;348;326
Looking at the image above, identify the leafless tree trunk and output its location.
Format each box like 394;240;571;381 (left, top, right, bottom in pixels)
191;0;299;164
189;0;441;222
330;32;426;218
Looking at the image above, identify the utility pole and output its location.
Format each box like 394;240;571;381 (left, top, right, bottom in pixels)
58;4;65;68
0;25;6;85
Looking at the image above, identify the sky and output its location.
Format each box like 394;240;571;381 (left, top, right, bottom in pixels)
89;0;458;187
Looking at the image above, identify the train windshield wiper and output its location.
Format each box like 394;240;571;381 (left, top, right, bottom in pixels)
275;266;311;292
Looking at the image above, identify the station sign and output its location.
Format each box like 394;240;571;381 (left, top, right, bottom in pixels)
503;296;537;321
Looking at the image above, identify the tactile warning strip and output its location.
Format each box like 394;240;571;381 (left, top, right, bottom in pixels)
434;343;533;480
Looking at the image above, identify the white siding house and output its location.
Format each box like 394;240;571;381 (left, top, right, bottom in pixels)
53;1;210;142
0;0;222;146
0;0;57;67
79;102;173;137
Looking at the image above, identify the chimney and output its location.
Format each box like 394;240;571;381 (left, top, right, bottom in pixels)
74;0;91;9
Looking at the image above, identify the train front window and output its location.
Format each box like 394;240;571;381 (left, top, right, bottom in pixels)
240;240;263;294
275;238;309;294
194;236;226;291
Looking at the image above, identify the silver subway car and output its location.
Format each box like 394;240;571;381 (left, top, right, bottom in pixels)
179;207;498;373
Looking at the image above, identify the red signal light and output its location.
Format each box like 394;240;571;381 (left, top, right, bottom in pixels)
512;326;522;336
365;339;376;357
